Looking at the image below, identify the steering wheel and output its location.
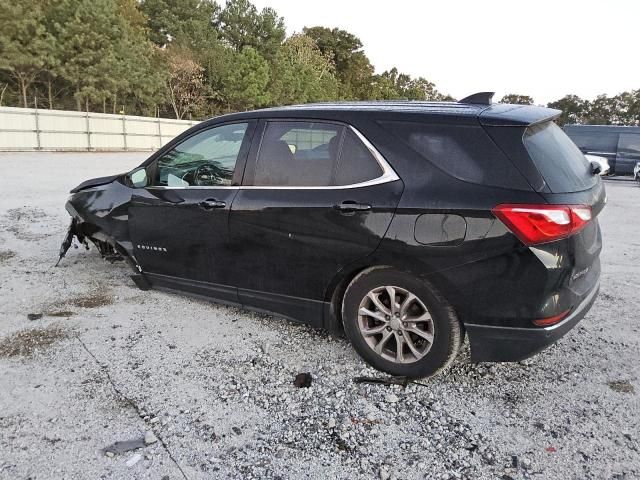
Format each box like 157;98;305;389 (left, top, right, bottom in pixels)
193;163;222;186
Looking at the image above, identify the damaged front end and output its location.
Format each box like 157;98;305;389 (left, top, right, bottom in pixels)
56;217;123;266
57;177;135;267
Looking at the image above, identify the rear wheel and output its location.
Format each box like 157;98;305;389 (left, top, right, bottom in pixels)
342;267;462;378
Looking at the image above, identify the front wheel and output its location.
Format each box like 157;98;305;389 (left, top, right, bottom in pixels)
342;267;462;378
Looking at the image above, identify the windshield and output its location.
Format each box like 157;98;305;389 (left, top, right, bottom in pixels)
523;122;597;193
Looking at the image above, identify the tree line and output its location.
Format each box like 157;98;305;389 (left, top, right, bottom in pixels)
0;0;450;119
500;93;640;126
0;0;638;126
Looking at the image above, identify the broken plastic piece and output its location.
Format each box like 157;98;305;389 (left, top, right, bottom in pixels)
55;221;76;266
102;438;146;456
293;372;312;388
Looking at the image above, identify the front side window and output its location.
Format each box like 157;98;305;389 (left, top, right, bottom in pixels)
254;121;383;187
150;123;248;187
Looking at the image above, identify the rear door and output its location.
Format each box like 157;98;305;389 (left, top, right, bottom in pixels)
227;119;404;325
128;121;255;302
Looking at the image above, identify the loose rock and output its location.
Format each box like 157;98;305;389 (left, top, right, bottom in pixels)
125;453;142;467
144;431;157;445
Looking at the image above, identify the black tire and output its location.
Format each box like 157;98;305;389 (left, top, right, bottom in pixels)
342;266;462;378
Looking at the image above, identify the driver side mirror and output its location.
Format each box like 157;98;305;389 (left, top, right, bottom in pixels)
128;168;148;188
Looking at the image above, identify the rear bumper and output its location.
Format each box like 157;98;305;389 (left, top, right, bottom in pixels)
465;280;600;362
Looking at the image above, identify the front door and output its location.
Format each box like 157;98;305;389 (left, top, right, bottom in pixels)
228;120;404;325
129;121;255;303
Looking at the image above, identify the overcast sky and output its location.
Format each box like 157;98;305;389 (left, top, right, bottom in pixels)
249;0;639;104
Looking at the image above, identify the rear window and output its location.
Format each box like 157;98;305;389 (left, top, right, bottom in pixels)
524;122;596;193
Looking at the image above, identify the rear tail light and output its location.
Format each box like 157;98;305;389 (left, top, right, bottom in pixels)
532;309;570;327
492;204;592;246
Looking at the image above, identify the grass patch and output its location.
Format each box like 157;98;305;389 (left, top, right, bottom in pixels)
0;250;16;263
608;380;635;394
0;326;68;358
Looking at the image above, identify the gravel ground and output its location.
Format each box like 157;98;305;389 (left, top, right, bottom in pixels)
0;152;638;480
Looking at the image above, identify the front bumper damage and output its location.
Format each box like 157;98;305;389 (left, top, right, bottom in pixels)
56;213;124;266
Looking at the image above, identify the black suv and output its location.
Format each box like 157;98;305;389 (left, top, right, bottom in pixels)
61;93;604;378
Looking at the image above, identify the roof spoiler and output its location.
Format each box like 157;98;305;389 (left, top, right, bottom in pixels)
458;92;494;105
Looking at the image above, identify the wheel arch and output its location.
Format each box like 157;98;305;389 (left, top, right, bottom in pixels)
323;261;464;335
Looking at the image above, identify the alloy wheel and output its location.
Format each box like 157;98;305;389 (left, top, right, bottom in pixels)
357;285;435;364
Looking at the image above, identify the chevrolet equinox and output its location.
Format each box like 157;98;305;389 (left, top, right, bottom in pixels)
60;92;604;378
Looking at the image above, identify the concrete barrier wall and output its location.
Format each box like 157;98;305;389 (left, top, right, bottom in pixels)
0;106;200;151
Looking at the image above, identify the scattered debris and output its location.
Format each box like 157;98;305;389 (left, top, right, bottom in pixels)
125;453;142;467
102;438;146;456
293;372;312;388
27;313;43;321
608;380;635;394
46;311;75;318
0;326;67;358
144;431;158;445
353;375;422;388
350;417;382;425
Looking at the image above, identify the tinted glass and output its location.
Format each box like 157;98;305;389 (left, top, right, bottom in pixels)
618;133;640;157
152;123;248;187
524;122;596;193
254;122;342;186
254;121;386;187
334;129;383;185
380;121;529;189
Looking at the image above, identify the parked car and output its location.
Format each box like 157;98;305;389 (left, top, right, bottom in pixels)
584;154;610;175
60;93;604;378
564;124;640;175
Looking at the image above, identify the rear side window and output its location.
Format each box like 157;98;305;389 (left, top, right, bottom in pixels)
334;129;383;185
524;122;596;193
254;121;383;186
379;121;530;190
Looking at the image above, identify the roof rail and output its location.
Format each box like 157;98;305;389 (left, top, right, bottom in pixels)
458;92;494;105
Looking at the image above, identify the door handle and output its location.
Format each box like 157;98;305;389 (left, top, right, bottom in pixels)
334;201;372;212
199;199;226;210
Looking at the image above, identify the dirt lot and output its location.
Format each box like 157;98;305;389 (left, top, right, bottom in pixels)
0;152;638;480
